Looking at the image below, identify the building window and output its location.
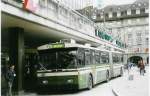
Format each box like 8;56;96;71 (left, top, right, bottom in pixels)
134;48;140;53
113;12;117;17
140;8;145;14
128;34;132;38
145;30;149;35
121;11;127;16
128;41;132;46
145;48;149;53
136;33;142;45
48;1;57;12
146;38;149;45
39;0;46;7
131;9;136;15
105;13;109;18
136;32;142;36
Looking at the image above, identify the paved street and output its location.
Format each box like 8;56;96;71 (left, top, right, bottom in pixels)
18;80;116;96
17;66;149;96
112;66;149;96
2;0;149;96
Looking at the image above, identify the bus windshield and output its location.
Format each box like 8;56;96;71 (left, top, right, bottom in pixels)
38;48;77;70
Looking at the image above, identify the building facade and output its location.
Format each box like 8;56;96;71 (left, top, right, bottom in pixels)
94;0;149;64
57;0;94;10
1;0;126;94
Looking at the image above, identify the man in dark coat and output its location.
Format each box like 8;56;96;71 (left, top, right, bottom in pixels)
6;65;16;96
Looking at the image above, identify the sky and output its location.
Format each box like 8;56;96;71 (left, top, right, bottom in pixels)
94;0;137;8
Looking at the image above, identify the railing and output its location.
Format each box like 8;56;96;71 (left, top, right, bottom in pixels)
2;0;95;37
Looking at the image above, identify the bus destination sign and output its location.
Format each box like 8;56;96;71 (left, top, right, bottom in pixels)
47;43;65;48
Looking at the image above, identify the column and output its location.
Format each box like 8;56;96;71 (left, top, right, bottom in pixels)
8;27;24;94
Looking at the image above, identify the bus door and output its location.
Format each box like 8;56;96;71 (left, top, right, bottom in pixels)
24;53;38;91
109;52;113;78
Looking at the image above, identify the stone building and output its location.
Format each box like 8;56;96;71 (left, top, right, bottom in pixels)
94;0;149;64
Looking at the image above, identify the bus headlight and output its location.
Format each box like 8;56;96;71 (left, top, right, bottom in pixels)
42;80;48;84
67;79;73;83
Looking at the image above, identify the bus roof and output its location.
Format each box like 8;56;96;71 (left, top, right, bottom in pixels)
37;43;122;53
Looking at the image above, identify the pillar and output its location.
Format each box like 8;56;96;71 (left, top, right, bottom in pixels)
8;27;24;94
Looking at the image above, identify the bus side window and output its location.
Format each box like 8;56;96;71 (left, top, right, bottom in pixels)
85;49;91;65
100;51;109;64
113;53;121;63
121;55;123;62
118;54;121;63
91;50;95;65
118;54;123;63
113;53;117;63
106;52;109;63
77;48;85;67
95;51;100;64
117;54;120;63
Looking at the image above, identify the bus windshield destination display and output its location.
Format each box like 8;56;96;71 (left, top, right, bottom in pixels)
47;43;65;48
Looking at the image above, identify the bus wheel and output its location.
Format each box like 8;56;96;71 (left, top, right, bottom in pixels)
87;75;93;90
106;71;109;82
120;67;123;76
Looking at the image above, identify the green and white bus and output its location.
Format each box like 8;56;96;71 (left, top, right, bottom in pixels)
36;42;124;90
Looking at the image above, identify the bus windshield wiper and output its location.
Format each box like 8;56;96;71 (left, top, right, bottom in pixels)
39;62;47;70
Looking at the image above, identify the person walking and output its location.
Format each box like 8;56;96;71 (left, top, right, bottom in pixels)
6;65;16;96
139;60;145;76
127;62;131;74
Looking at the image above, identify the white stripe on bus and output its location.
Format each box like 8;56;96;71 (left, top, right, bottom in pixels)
78;70;92;74
96;67;109;71
37;72;78;77
37;65;111;77
78;66;110;75
113;66;122;69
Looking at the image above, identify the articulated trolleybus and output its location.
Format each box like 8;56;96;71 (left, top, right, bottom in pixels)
36;40;124;91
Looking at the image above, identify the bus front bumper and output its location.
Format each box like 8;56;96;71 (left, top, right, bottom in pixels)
37;75;79;91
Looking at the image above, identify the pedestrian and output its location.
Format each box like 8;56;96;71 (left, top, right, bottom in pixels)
139;60;145;76
5;65;16;96
127;62;131;73
129;62;132;69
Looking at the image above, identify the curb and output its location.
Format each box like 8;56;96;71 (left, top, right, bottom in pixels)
112;88;120;96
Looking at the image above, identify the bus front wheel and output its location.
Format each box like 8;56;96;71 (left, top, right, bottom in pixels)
87;75;93;90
